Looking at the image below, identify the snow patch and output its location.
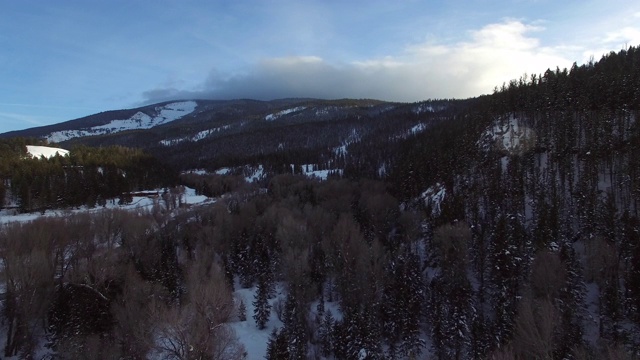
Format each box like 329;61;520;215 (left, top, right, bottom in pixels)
265;107;306;121
230;283;286;360
245;165;265;183
314;106;339;116
26;145;69;159
215;167;231;175
479;115;536;155
421;183;446;217
333;128;361;156
159;124;232;146
378;163;388;177
410;123;427;134
412;102;447;114
296;164;342;180
412;104;434;114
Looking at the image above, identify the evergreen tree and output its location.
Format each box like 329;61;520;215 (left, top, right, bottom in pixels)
238;298;247;322
382;250;425;358
488;214;527;347
555;242;587;358
317;309;335;357
265;328;289;360
253;277;271;330
281;291;307;360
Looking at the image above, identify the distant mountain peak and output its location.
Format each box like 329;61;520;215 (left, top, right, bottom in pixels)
45;101;198;143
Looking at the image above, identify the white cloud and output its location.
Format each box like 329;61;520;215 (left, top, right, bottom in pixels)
602;27;640;48
140;20;576;103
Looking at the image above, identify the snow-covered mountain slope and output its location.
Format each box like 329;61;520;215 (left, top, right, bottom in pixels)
26;145;69;159
264;106;306;121
46;101;197;142
159;124;232;146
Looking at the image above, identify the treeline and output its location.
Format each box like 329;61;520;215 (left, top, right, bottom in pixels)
490;46;640;113
0;139;177;212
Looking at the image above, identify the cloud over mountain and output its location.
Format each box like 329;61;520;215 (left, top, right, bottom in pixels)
142;20;573;104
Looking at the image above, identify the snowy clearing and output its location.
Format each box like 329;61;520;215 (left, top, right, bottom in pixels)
26;145;69;159
0;186;212;224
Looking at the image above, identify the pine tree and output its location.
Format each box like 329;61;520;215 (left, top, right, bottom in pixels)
555;242;587;359
281;291;307;360
315;292;325;325
429;272;473;359
266;328;289;360
238;298;247;322
488;214;527;347
382;250;425;358
317;310;335;357
253;277;271;330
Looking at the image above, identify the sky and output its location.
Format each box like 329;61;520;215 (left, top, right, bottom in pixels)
1;0;640;134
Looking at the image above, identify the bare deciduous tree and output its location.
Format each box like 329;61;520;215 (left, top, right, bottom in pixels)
0;219;57;357
513;296;559;359
151;261;245;360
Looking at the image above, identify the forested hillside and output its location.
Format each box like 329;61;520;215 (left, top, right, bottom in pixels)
0;138;176;212
1;47;640;359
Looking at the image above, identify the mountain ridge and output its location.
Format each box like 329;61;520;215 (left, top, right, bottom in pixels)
0;97;458;173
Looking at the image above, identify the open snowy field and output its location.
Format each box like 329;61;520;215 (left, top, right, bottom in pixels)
0;186;211;225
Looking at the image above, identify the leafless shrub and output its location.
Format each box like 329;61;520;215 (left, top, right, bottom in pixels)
151;261;245;360
0;219;58;357
489;345;516;360
513;296;560;359
111;265;165;358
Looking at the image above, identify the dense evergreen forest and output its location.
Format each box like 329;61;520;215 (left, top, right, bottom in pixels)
0;138;177;212
1;46;640;359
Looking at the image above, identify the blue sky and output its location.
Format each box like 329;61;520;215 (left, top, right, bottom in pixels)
1;0;639;134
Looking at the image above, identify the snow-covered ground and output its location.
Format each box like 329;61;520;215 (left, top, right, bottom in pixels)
230;282;343;360
216;167;231;175
230;283;285;360
479;115;536;155
333;128;361;156
46;101;197;143
245;165;265;183
0;186;211;224
26;145;69;159
297;164;342;180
